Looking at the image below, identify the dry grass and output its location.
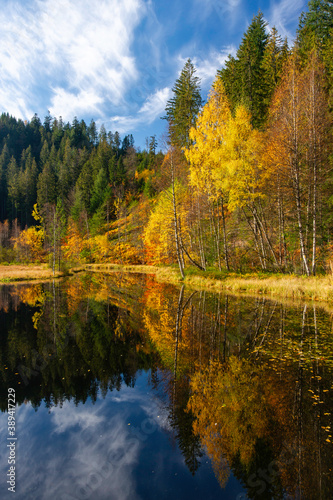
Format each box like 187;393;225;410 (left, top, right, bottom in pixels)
183;273;333;303
81;264;333;304
82;263;182;282
0;264;64;283
6;262;331;305
82;263;159;275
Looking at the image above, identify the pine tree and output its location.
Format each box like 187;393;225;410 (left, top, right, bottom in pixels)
90;167;108;213
217;55;241;113
260;27;289;120
0;143;10;220
219;12;269;128
237;12;269;127
164;58;203;148
51;116;64;150
298;0;333;50
19;146;38;226
87;119;98;146
37;160;57;209
76;155;94;210
6;156;20;220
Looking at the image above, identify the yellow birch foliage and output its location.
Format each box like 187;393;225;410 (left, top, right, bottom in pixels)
13;226;45;262
108;241;142;264
215;106;267;210
61;218;87;263
185;79;231;200
143;181;189;264
89;234;110;261
13;284;45;308
186;79;268;211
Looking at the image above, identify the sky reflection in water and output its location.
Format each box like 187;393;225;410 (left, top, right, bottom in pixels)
0;370;243;500
0;275;332;499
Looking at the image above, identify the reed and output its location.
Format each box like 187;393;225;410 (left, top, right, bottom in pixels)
183;272;333;302
0;264;64;282
2;263;332;305
81;264;333;303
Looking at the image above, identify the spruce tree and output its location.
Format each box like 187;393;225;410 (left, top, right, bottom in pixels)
237;11;269;127
217;55;241;113
260;27;289;119
298;0;333;49
37;160;57;209
0;143;10;220
6;156;20;220
164;58;203;148
90;167;108;213
219;12;269;128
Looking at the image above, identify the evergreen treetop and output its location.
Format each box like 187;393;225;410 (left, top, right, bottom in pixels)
164;58;203;148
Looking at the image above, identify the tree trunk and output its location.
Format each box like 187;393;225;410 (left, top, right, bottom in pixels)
291;65;310;276
53;208;56;276
293;163;310;276
170;152;185;278
221;197;230;271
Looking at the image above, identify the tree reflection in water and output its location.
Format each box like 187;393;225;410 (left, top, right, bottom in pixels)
0;273;332;498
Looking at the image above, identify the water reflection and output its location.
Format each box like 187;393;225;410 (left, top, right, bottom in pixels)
0;274;332;499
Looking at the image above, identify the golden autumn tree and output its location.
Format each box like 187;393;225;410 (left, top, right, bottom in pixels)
300;49;331;275
186;79;279;270
12;204;45;262
144;146;203;275
219;105;282;270
61;217;87;264
185;79;231;270
143;179;189;266
266;50;331;274
187;356;300;493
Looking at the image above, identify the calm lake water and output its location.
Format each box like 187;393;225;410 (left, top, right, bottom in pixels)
0;273;332;499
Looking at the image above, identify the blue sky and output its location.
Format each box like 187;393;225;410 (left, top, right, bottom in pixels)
0;0;308;149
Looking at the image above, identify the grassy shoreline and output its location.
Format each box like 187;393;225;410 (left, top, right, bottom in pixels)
0;264;65;283
1;262;332;304
82;263;333;304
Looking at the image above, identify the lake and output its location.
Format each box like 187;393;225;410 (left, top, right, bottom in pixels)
0;273;332;499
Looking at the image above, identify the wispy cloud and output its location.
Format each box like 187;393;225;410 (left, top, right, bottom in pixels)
268;0;306;41
50;88;104;120
0;0;145;122
194;46;237;86
51;403;105;433
108;46;236;134
108;87;172;133
0;0;306;144
193;0;242;25
0;384;177;500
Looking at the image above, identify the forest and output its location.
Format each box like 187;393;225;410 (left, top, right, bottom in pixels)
1;0;333;277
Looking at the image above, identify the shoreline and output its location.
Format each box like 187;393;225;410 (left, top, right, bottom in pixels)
1;263;333;304
0;264;65;284
82;264;333;304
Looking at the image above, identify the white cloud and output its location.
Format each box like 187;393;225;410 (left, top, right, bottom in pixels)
0;0;145;122
0;384;178;500
268;0;306;41
107;45;238;135
51;402;105;433
0;86;34;120
194;46;237;86
139;87;172;121
193;0;242;24
50;88;104;120
0;0;306;145
108;87;172;133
